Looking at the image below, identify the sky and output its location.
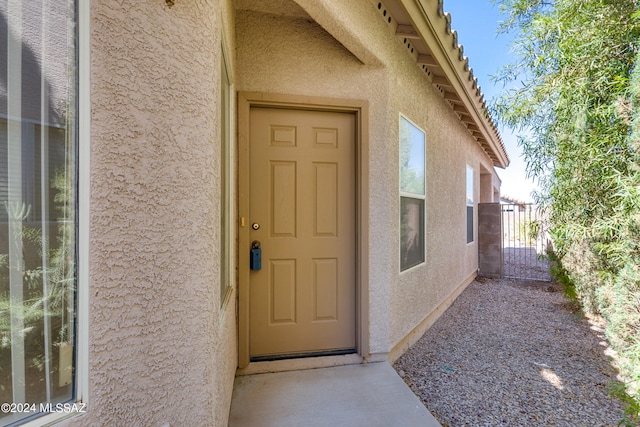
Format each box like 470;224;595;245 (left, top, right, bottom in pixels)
442;1;537;202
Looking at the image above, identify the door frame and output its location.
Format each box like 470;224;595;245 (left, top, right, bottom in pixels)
237;92;370;369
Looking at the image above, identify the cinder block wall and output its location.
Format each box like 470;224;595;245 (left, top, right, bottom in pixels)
478;203;503;277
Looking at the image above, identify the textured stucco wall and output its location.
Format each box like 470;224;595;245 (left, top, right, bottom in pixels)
480;164;502;203
387;54;496;351
20;0;505;424
62;1;237;426
235;0;502;356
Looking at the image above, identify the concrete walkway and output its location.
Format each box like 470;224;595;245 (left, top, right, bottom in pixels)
228;362;441;427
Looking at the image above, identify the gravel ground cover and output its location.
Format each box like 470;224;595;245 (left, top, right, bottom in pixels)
393;277;627;427
503;247;552;282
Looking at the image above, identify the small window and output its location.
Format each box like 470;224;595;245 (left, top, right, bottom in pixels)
400;116;426;271
1;1;79;424
466;165;474;243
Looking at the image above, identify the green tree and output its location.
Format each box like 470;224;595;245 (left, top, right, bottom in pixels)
491;0;640;421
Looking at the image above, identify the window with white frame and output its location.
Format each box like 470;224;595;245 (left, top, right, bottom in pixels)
1;1;79;425
220;45;233;306
466;165;474;243
400;116;426;271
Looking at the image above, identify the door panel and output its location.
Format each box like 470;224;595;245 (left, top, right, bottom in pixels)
314;162;338;236
249;107;356;358
271;162;297;237
313;258;338;320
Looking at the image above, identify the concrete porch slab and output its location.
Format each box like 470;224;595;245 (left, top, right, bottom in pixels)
228;362;441;427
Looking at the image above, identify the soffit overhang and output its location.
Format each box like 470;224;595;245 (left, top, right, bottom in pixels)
379;0;510;168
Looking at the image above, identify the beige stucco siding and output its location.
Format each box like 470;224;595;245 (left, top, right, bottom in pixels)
387;41;494;353
62;1;237;425
235;0;502;357
54;0;504;424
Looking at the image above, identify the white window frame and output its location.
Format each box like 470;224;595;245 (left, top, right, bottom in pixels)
399;114;426;272
76;0;90;410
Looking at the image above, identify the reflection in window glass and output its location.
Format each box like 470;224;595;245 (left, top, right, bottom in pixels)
1;1;78;424
400;118;425;196
399;116;426;271
400;197;425;270
466;165;474;243
220;48;232;306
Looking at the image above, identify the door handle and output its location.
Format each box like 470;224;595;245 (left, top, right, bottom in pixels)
250;240;262;271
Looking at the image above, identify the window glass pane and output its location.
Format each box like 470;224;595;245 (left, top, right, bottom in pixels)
467;205;474;243
1;1;77;424
400;197;424;271
466;166;474;243
400;117;425;196
220;49;231;306
466;166;474;206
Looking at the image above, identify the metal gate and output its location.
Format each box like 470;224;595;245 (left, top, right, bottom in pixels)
501;203;552;281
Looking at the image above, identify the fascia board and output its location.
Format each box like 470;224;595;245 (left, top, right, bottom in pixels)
397;0;510;168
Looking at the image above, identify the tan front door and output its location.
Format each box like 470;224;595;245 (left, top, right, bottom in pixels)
248;107;356;360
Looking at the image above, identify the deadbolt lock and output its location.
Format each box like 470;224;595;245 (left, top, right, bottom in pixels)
251;223;260;230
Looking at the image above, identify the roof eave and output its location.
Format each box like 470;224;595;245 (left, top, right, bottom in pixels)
384;0;510;168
